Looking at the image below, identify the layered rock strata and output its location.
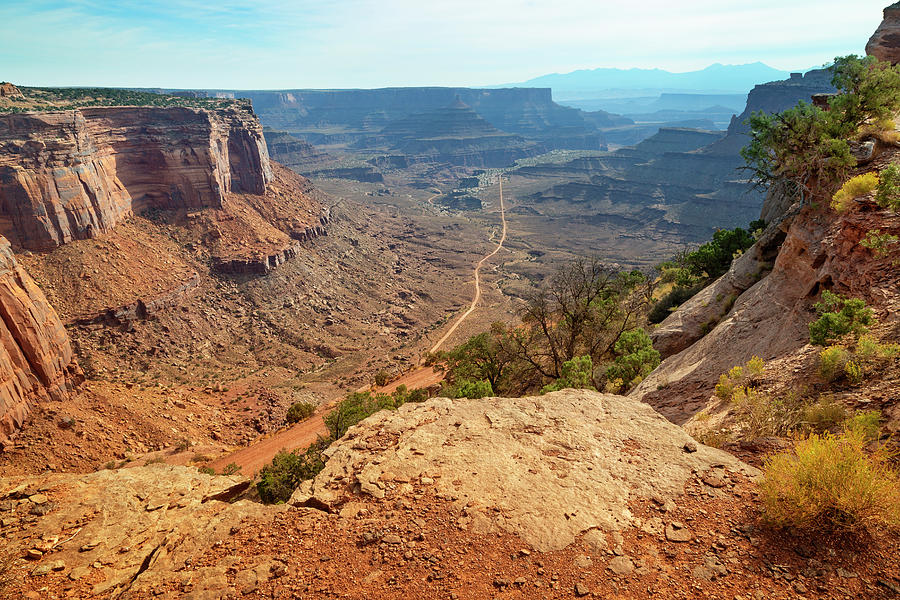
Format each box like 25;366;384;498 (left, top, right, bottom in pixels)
0;235;81;446
867;2;900;64
0;103;272;250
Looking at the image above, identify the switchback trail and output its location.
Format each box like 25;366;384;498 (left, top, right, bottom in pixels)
209;180;509;475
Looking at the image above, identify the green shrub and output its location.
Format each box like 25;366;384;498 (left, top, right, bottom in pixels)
844;359;863;384
684;227;755;279
876;164;900;210
198;466;216;476
819;345;850;381
760;428;900;532
323;386;428;440
542;355;596;394
256;437;331;504
831;172;879;212
845;410;882;441
443;379;494;399
860;229;899;258
221;462;242;476
604;330;660;392
285;401;316;424
808;291;874;345
374;370;391;387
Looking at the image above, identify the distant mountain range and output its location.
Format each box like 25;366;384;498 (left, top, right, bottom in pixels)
497;62;796;101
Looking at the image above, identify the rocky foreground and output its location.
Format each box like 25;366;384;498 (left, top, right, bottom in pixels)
3;390;898;598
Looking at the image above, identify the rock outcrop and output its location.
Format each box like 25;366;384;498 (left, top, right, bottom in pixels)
634;200;899;422
0;235;81;446
0;465;283;597
0;102;272;250
0;82;22;98
867;2;900;64
291;390;756;552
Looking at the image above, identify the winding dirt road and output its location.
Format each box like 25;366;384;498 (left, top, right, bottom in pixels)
209;179;509;475
428;178;507;354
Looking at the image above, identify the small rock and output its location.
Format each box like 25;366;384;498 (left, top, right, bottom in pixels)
383;534;402;544
702;473;726;488
573;554;593;569
665;522;692;543
608;556;635;575
32;564;53;576
25;549;42;560
27;494;48;505
683;441;698;453
514;577;526;586
58;416;76;430
270;561;288;578
574;582;591;597
50;560;65;571
836;567;858;579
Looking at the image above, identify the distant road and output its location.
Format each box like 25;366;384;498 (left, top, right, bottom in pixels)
208;179;508;475
428;177;507;354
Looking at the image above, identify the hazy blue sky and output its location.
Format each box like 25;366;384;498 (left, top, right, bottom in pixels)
1;0;890;89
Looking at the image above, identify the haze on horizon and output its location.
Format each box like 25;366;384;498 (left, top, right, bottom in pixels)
2;0;890;90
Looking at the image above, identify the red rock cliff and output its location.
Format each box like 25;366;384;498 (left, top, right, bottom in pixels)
866;2;900;64
0;235;81;446
0;102;272;250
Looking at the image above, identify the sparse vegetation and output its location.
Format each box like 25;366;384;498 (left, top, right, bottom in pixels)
860;229;899;257
1;86;241;114
285;400;316;424
222;462;242;476
374;370;391;387
808;291;874;346
760;428;900;532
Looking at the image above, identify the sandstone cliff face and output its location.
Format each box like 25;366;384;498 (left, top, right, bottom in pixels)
0;235;81;446
867;2;900;64
634;201;898;423
0;103;272;250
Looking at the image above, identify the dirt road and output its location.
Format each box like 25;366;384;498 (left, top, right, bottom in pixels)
428;178;507;354
209;179;508;475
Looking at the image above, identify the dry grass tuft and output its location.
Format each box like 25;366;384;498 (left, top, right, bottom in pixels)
761;428;900;532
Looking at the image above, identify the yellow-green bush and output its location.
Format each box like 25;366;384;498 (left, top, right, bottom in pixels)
760;429;900;531
832;172;879;212
819;345;849;381
802;395;848;433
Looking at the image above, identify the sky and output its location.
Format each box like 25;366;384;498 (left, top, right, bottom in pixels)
0;0;891;89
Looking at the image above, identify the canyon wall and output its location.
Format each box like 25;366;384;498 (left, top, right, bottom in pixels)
0;102;272;250
234;87;607;151
0;235;81;446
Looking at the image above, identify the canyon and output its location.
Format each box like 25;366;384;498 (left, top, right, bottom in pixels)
1;5;900;599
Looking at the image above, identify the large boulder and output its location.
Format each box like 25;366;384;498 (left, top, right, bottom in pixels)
867;3;900;64
290;390;757;552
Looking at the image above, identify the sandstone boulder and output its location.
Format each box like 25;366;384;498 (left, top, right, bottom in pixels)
0;464;284;597
867;3;900;64
290;390;757;552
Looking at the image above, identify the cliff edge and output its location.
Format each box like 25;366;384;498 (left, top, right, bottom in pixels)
0;102;272;250
0;235;81;446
